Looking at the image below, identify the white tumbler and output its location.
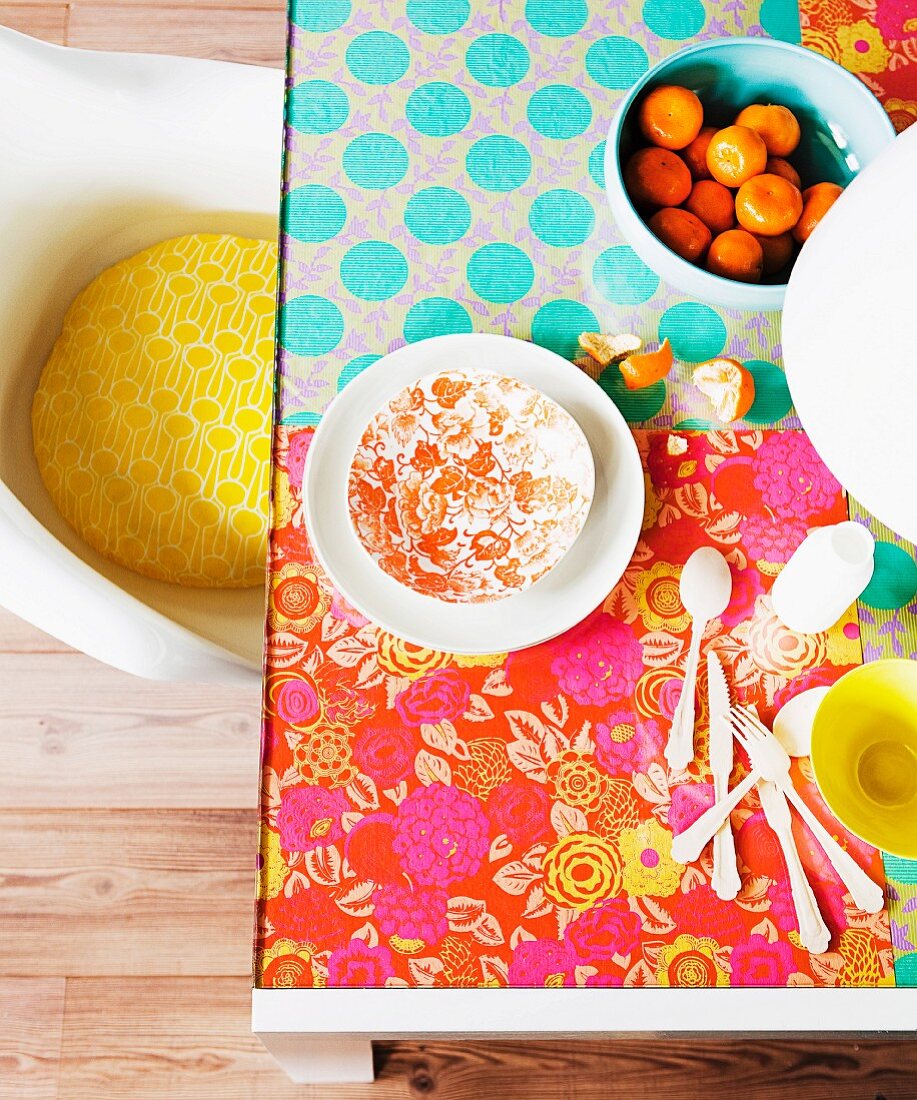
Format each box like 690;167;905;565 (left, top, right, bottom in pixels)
770;521;875;635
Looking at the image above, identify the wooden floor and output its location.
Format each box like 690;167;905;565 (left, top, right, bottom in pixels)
1;4;916;1097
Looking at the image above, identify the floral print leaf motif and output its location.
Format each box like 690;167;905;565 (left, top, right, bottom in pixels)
493;861;543;896
414;749;453;786
326;628;378;668
674;482;710;519
347;773;380;812
266;630;310;669
421;720;459;755
481;668;512;696
480;955;509;986
489;834;512;863
639;631;685;668
472;912;506;947
446;896;487;933
304;846;342;888
337;879;376;918
464;694;495;722
408;957;445;987
550;801;589;838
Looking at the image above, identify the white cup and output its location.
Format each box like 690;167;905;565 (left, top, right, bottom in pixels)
770;521;875;635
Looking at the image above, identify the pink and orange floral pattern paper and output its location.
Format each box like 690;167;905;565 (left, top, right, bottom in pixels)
256;428;894;990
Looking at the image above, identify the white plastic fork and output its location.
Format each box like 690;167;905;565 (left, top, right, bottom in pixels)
729;707;885;915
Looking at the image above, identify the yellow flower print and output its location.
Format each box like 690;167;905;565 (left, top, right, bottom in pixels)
837;20;890;74
825;617;861;666
293;725;358;787
657;934;728;987
257;827;288;900
619;819;684;898
259;938;316;987
268;561;331;633
542;832;623;910
633;561;691;634
272;467;296;530
376;632;452;679
546;750;608;812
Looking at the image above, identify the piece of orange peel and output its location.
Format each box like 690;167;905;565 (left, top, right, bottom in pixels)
693;357;756;422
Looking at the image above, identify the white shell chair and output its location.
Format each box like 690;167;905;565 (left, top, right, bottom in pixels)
0;27;284;683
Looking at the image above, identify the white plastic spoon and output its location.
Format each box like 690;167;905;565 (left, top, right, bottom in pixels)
665;547;732;772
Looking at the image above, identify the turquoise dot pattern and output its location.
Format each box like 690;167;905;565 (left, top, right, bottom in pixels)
281;0;917;987
345;32;410;84
405;187;472;243
466;34;530;86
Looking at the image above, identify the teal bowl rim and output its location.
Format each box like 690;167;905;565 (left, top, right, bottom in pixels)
810;657;917;860
604;36;897;314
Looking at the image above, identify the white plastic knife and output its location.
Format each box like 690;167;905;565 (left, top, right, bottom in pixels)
706;652;741;900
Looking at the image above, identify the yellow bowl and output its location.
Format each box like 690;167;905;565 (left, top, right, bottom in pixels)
811;659;917;859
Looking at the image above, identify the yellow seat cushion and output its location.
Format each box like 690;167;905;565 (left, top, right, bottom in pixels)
32;233;276;588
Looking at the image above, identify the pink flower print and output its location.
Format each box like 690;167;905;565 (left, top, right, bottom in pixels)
737;810;787;882
729;934;795;986
751;434;842;520
274;675;321;727
594;710;664;776
395;669;471;726
276;786;348;853
672;885;747;946
669;782;715;835
285;430;312;491
773;666;838;712
767;881;798;934
373;884;448;943
353;726;415;788
507;939;576;987
487;781;550;847
720;560;766;628
741;513;808;565
564;899;642;961
328;938;395;987
392;783;489;887
550;612;643;708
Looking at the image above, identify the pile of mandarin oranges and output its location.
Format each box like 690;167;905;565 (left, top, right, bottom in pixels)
624;85;844;283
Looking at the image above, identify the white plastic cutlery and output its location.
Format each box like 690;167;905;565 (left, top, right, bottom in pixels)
728;707;885;914
670;768;760;865
707;652;741;901
665;548;732;772
758;778;831;954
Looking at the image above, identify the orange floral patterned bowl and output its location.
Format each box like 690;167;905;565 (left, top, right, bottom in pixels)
347;368;595;604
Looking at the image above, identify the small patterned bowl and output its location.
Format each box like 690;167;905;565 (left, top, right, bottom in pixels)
347;368;594;604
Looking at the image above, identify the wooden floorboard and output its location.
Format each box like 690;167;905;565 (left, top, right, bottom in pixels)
0;810;256;977
0;3;67;42
0;978;65;1100
66;4;287;66
0;609;72;654
0;652;260;809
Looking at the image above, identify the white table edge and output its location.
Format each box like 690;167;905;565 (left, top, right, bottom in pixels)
251;986;917;1084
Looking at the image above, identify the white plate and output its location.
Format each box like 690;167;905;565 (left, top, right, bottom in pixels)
303;334;644;654
783;125;917;544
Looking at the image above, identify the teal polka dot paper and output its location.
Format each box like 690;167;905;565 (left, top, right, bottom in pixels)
279;0;917;988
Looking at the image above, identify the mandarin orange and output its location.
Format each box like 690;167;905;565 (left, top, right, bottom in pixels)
753;231;795;275
619;339;674;391
683;126;717;179
706;229;764;283
765;156;802;190
685;179;735;235
735;173;803;236
648;207;712;263
638;85;704;150
793;181;844;243
735;104;801;157
693;358;756;422
624;147;692;208
706;125;768;187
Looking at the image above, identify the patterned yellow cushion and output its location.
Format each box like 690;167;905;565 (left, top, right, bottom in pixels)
32;234;276;588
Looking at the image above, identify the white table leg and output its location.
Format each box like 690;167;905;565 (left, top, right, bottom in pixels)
257;1033;374;1084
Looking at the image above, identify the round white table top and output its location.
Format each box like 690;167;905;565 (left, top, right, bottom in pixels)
783;123;917;544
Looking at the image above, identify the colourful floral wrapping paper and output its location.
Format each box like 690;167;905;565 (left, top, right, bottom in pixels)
256;429;895;989
801;0;917;131
262;0;917;988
